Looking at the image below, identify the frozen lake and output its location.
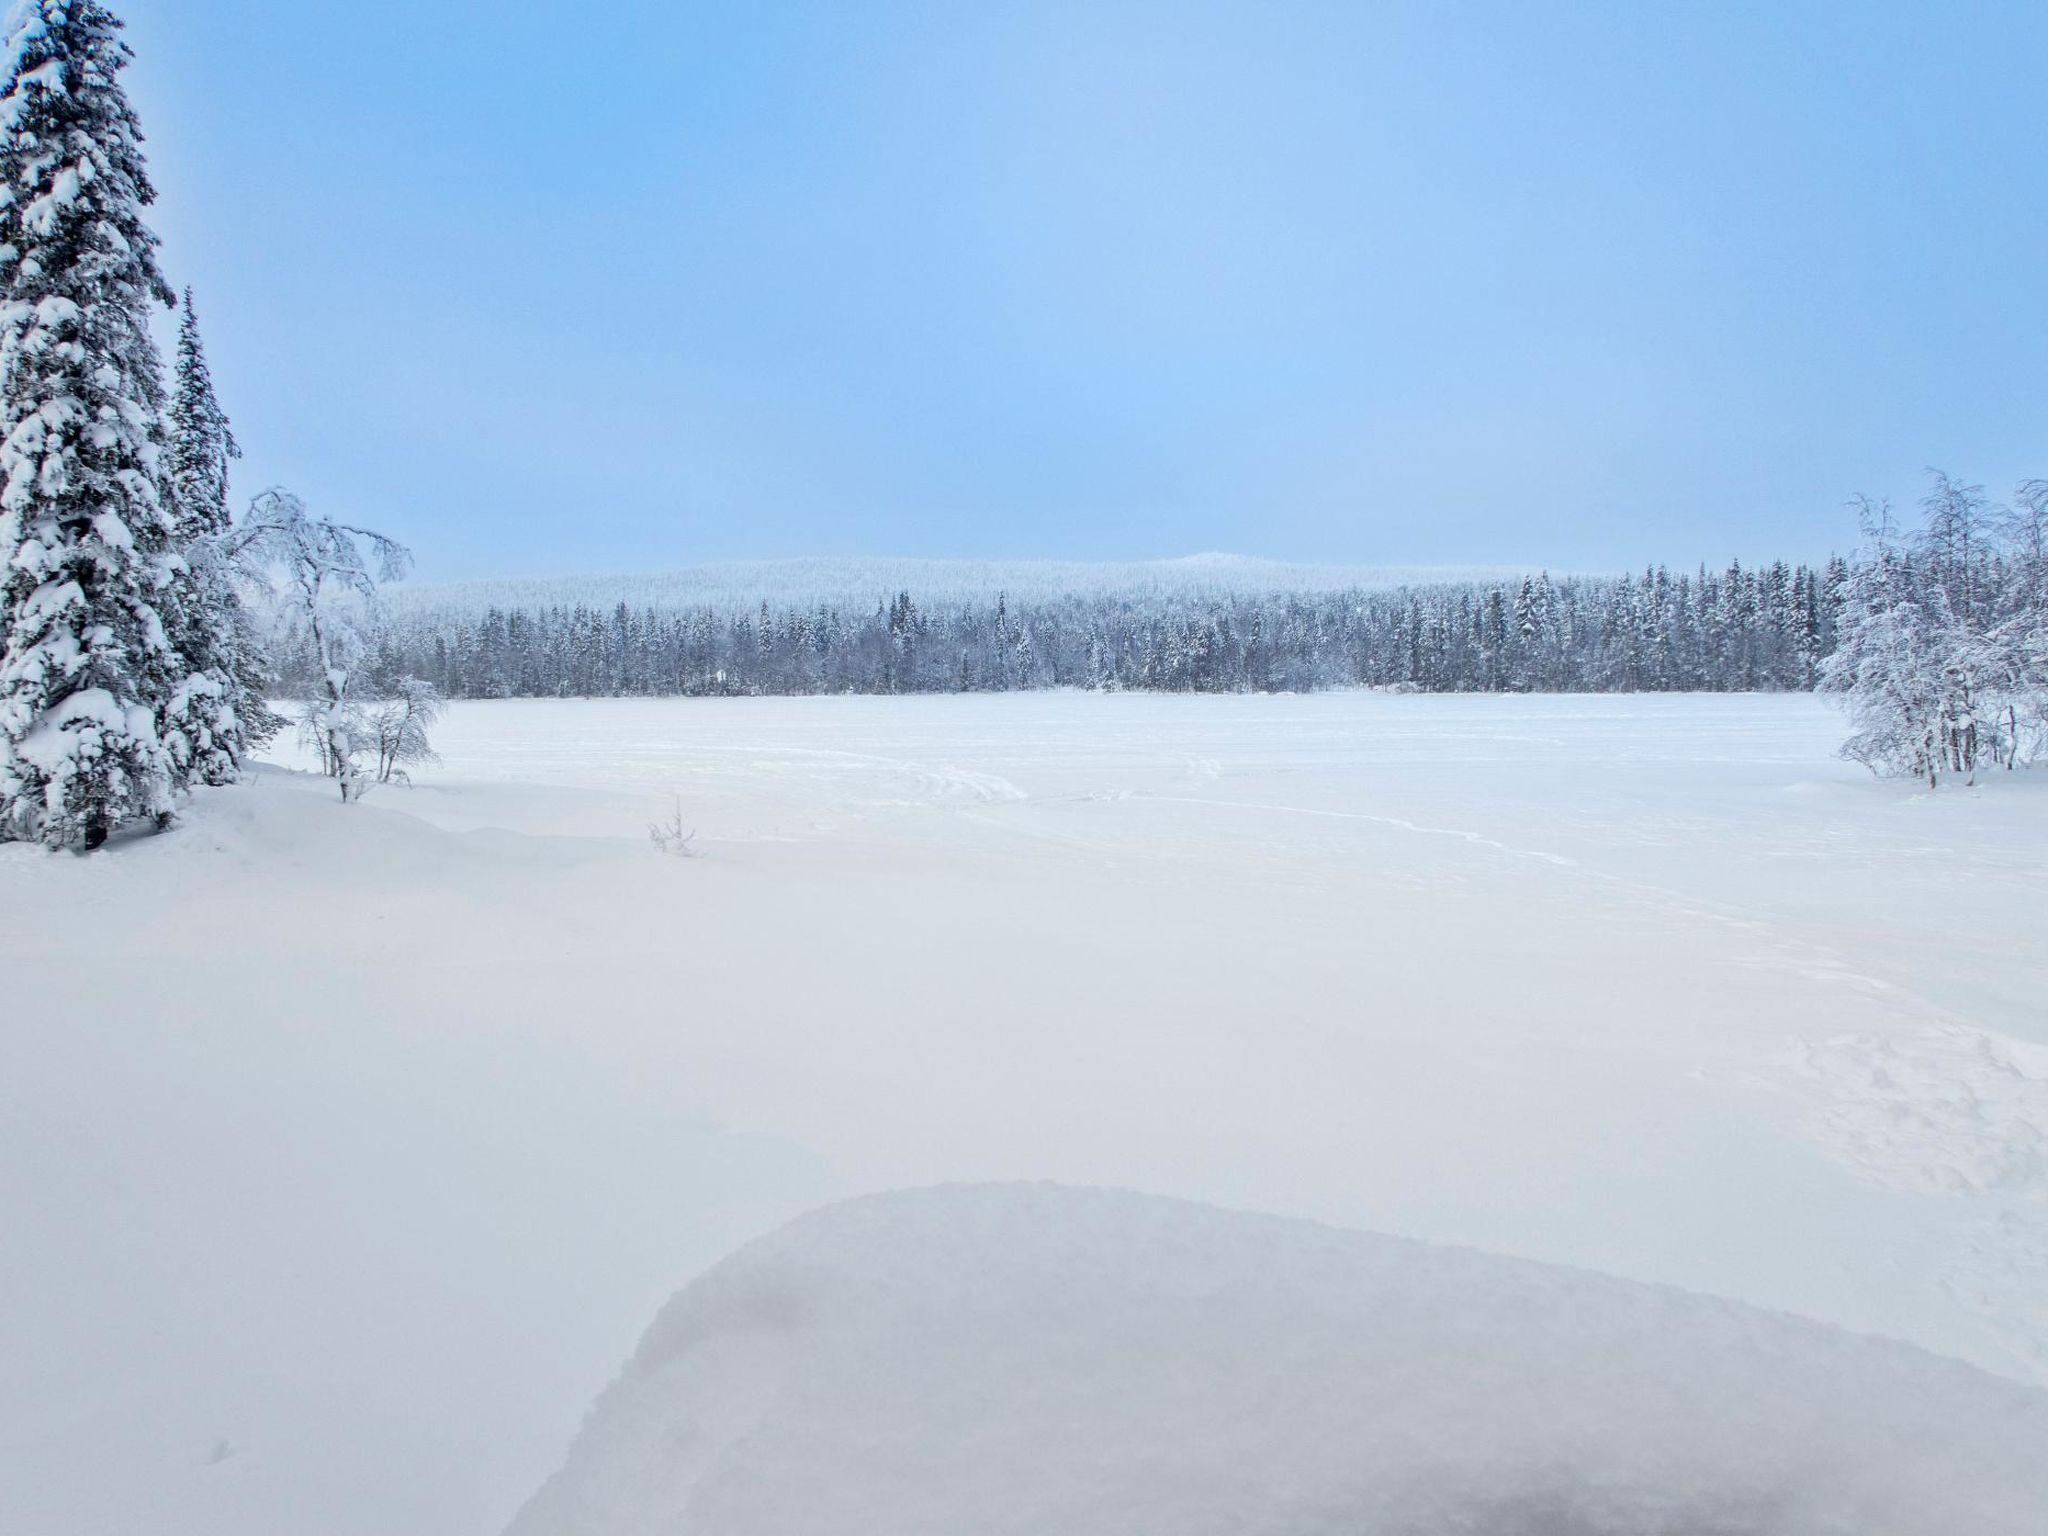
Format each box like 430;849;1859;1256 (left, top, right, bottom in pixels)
5;691;2046;1536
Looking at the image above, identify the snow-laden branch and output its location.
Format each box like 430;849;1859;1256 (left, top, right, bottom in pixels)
1822;471;2048;785
223;487;418;801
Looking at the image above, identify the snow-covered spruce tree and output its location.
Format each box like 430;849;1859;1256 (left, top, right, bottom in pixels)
0;0;188;849
164;285;277;779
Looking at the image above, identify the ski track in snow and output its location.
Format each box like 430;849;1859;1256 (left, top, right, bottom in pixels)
1133;791;1582;867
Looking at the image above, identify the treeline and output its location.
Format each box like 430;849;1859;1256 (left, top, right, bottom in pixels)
342;560;1846;700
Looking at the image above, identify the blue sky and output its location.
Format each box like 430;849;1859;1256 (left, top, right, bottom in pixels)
123;1;2046;581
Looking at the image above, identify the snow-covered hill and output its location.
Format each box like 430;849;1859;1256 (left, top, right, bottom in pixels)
392;553;1539;617
507;1183;2048;1536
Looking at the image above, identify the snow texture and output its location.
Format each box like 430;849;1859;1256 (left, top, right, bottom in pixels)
6;693;2047;1536
508;1183;2048;1536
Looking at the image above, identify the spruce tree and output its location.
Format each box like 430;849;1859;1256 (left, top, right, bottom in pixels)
0;1;183;848
165;285;276;777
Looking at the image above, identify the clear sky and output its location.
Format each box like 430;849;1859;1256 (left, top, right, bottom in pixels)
121;0;2046;581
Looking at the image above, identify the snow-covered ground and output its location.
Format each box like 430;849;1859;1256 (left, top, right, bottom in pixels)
4;692;2046;1536
510;1184;2048;1536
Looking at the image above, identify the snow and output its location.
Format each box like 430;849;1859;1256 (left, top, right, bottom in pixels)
507;1183;2048;1536
3;691;2047;1535
8;683;147;771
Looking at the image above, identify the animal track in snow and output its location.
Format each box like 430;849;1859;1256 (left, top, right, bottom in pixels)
1778;1018;2048;1381
1784;1022;2048;1197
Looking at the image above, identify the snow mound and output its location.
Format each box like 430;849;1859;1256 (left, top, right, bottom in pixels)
506;1184;2048;1536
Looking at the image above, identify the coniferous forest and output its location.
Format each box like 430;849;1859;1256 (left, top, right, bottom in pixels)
316;469;2048;787
359;559;1845;702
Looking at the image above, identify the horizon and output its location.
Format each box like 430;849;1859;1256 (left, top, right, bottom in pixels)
121;0;2046;583
395;547;1829;604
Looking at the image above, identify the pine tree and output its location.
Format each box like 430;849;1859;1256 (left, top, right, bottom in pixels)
0;1;186;848
164;285;275;780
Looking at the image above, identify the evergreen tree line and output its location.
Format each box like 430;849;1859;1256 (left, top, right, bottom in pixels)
0;3;267;849
348;558;1846;702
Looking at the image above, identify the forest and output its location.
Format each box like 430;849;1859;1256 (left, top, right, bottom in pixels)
353;559;1845;701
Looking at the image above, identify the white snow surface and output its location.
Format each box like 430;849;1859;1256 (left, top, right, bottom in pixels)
4;691;2047;1536
508;1183;2048;1536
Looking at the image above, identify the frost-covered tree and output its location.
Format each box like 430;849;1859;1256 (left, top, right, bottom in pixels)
1823;473;2048;784
1985;479;2048;764
2002;479;2048;609
0;0;186;849
1916;472;2048;776
360;671;440;785
224;487;409;801
1821;497;1948;785
163;285;275;779
1916;471;1994;628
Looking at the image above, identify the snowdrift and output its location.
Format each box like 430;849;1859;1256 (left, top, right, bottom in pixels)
506;1184;2048;1536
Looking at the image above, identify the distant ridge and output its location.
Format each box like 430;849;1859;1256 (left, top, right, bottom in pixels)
394;554;1544;617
